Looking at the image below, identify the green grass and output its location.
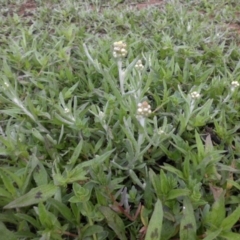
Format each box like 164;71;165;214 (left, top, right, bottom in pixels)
1;0;240;239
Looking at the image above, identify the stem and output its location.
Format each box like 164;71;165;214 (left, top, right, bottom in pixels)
136;71;142;102
138;132;144;148
190;100;195;113
137;117;145;162
117;59;125;95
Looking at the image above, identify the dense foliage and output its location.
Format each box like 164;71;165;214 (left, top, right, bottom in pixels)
1;0;240;239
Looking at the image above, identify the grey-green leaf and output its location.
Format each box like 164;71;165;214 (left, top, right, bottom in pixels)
99;206;127;240
0;222;17;240
180;197;197;240
203;229;222;240
220;206;240;231
145;199;163;240
4;184;58;209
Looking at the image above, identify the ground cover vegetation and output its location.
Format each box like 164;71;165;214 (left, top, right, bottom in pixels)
1;0;240;239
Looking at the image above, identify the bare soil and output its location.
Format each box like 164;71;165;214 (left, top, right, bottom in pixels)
18;0;37;17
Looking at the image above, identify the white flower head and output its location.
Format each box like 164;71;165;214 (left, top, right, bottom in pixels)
98;111;105;121
231;81;239;88
190;91;200;99
64;107;70;113
113;41;127;58
135;60;144;71
137;101;152;117
4;82;9;87
158;128;165;135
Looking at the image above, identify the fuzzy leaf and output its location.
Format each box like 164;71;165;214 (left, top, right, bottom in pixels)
167;189;190;200
0;222;17;240
145;199;163;240
205;191;225;229
180;197;197;240
67;139;83;166
4;184;58;209
203;229;222;240
47;198;74;222
220;231;240;239
99;206;127;240
220;206;240;231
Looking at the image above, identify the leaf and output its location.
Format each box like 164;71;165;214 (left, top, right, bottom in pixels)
38;202;60;229
0;222;17;240
160;170;169;195
4;184;58;209
161;219;177;240
203;229;222;240
205;191;225;229
67;139;83;166
15;213;40;229
220;231;240;240
149;169;161;198
167;189;190;200
161;164;184;179
64;82;79;99
21;155;39;194
205;134;213;153
66;166;88;184
0;167;22;190
0;187;12;198
99;206;127;240
0;171;16;196
0;213;17;224
195;130;204;158
33;160;48;187
32;128;45;142
82;225;104;238
47;198;74;222
145;199;163;240
226;180;240;191
220;206;240;231
77;150;114;169
180;197;197;240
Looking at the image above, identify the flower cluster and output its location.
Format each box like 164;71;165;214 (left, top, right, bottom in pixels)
137;101;152;117
231;81;239;88
135;60;144;71
158;128;165;135
113;41;127;58
190;91;200;99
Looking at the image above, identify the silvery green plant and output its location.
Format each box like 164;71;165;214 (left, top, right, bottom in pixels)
177;85;214;135
0;74;48;133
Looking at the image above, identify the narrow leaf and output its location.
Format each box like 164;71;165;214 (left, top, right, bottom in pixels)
47;198;74;222
205;191;225;229
220;231;240;239
67;139;83;166
220;206;240;231
77;150;114;169
167;189;190;200
205;134;213;153
15;213;40;229
4;184;58;209
203;229;222;240
99;206;127;240
161;164;184;179
180;197;197;240
0;222;17;240
145;199;163;240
